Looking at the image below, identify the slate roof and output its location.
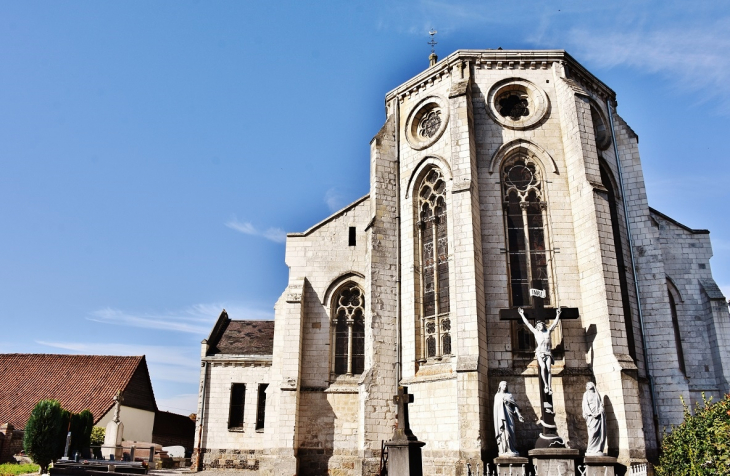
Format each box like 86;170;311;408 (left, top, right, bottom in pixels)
0;354;157;429
206;311;275;356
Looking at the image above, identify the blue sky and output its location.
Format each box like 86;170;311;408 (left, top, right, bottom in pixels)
1;0;729;416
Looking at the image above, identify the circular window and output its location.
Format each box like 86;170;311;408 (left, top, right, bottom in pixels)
405;95;450;150
486;79;549;130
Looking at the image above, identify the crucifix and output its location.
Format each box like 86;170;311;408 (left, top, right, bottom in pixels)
499;283;579;448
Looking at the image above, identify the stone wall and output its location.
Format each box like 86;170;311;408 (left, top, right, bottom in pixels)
0;424;24;464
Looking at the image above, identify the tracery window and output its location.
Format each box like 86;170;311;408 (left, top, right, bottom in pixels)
417;168;451;360
501;157;551;352
332;283;365;376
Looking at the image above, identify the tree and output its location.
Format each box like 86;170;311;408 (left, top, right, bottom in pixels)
655;393;730;476
23;400;66;474
69;410;94;458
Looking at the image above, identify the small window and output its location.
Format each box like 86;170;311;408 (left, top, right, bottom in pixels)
349;227;356;246
228;383;246;430
255;384;268;431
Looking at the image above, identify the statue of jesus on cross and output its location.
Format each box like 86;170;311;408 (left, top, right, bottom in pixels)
518;307;562;395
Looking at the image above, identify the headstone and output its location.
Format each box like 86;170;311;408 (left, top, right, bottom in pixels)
384;386;425;476
61;431;72;460
102;391;124;461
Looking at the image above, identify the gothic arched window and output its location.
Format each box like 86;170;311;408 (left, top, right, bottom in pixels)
417;168;451;360
667;287;686;376
332;283;365;376
502;157;551;351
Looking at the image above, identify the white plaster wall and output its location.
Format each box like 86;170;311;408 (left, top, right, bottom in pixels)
96;406;154;443
198;362;271;450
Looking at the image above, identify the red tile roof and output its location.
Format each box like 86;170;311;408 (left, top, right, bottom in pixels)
0;354;157;429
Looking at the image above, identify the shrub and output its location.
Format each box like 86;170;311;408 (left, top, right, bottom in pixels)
22;400;65;474
0;463;40;476
655;393;730;476
90;427;105;446
68;410;94;458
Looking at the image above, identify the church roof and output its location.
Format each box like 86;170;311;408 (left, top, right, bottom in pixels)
0;354;157;429
385;49;616;103
205;310;275;356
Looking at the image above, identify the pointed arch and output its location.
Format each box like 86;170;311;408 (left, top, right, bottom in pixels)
488;139;559;175
322;271;365;306
329;280;365;377
413;165;452;361
405;155;452;199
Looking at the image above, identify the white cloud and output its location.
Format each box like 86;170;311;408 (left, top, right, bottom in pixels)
86;302;273;335
35;341;200;383
324;188;346;212
561;19;730;109
225;217;286;243
157;393;199;416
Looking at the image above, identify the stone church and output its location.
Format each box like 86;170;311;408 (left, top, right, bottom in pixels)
193;49;730;475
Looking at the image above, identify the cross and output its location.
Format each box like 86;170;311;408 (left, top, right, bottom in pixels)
428;29;437;54
498;283;580;448
498;286;579;323
391;386;418;442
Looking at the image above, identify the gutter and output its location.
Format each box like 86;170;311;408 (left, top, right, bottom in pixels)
607;99;660;446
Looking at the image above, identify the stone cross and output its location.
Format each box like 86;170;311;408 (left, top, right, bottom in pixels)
391;386;417;442
499;286;580;448
112;390;124;423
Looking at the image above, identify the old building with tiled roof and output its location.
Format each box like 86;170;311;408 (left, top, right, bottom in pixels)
0;354;157;442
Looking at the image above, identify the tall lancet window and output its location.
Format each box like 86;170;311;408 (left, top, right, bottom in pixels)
417;168;451;360
502;157;551;351
332;283;365;376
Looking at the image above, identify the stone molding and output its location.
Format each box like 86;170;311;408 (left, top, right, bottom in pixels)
488;138;559;174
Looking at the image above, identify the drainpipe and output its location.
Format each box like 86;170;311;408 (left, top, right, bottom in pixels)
194;360;209;471
395;99;402;390
606;99;660;446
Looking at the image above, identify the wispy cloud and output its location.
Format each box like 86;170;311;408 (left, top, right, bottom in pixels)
87;302;273;335
35;341;200;383
157;393;199;415
324;188;347;212
225;217;286;243
560;19;730;109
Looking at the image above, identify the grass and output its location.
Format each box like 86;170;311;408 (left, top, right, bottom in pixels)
0;463;40;476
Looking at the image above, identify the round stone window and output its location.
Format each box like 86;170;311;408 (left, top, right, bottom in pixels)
405;95;450;150
486;79;549;130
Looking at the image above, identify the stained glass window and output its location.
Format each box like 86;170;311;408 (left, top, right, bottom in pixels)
333;283;365;376
418;168;451;360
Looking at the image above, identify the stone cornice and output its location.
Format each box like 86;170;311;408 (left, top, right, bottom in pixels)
385;49;616;104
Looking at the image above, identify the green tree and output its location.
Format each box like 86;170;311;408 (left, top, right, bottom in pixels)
68;410;94;458
22;400;66;474
655;393;730;476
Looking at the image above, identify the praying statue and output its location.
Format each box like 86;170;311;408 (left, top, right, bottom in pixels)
494;381;524;456
518;307;562;395
582;382;606;455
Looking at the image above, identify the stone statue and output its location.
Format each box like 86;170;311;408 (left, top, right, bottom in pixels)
518;307;562;395
494;381;524;456
582;382;606;455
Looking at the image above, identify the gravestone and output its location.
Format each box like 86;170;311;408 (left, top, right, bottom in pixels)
102;391;124;461
384;386;425;476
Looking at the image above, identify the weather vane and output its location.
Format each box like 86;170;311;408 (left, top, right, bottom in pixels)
428;29;438;55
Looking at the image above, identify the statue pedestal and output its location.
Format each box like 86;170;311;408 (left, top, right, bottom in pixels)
494;456;529;476
101;445;123;461
583;455;617;476
384;439;426;476
529;448;579;476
